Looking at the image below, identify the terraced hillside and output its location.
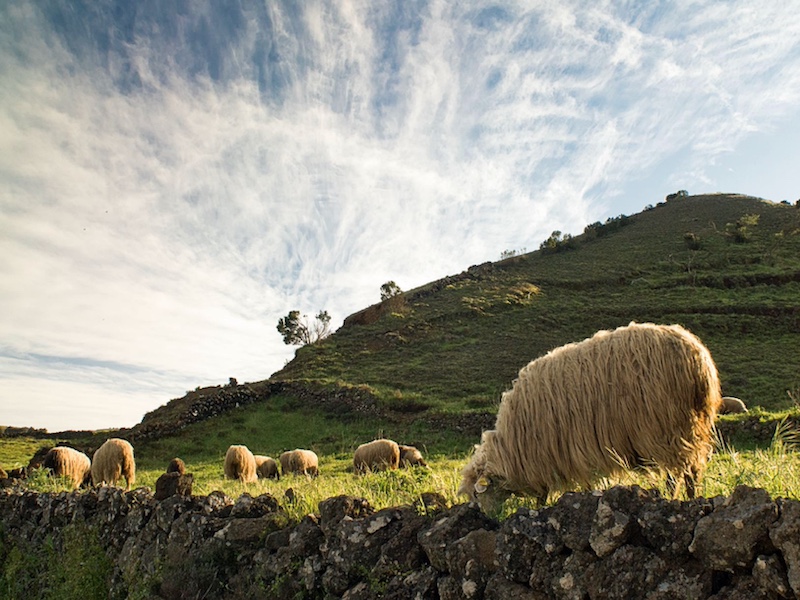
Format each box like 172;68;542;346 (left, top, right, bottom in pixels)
273;193;800;415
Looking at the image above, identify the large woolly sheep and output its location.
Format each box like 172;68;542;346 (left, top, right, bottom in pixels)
91;438;136;490
459;322;721;512
42;446;92;489
353;439;401;473
399;444;428;468
254;455;280;479
280;449;319;477
720;396;748;414
224;445;258;483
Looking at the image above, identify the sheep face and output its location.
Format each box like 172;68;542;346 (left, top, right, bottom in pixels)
459;466;511;514
458;435;512;513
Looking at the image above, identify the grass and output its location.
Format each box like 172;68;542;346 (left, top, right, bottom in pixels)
0;438;45;471
5;437;800;524
272;194;800;415
0;521;112;600
3;193;799;527
6;406;800;521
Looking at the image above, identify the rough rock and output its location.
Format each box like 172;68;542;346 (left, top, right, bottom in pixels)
770;498;800;597
690;486;779;572
1;484;799;599
418;501;498;572
496;506;563;586
154;471;193;500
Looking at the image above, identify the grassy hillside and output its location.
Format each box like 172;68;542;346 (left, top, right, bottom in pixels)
274;193;800;414
2;193;800;522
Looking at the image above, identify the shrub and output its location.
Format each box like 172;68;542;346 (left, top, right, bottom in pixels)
539;231;576;253
725;214;760;244
684;232;702;251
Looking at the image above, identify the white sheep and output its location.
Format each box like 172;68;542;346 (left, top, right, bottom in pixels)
43;446;91;489
460;322;721;512
279;449;319;477
224;445;258;483
91;438;136;490
353;439;401;473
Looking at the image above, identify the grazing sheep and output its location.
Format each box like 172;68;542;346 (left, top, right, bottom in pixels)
166;457;186;474
92;438;136;490
353;439;401;473
399;444;428;468
254;455;280;479
42;446;92;489
224;445;258;483
720;396;748;414
28;446;53;470
459;322;721;512
280;449;319;477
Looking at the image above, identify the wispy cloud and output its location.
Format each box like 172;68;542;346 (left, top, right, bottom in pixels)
2;0;800;430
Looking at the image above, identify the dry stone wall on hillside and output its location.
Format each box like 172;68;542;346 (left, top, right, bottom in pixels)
1;484;799;599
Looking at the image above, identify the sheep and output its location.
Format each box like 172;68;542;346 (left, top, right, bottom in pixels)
254;455;280;479
223;445;258;483
42;446;92;489
91;438;136;490
399;444;428;468
28;446;53;470
459;322;721;512
720;396;748;414
353;439;401;473
166;457;186;474
280;449;319;477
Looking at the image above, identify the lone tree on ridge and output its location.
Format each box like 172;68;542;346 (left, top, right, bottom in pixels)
277;310;332;345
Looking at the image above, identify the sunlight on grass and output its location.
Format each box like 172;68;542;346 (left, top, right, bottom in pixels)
12;421;800;524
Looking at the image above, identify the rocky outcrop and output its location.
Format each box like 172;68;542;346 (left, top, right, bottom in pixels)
1;484;799;599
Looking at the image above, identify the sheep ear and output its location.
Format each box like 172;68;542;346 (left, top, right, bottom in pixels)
475;476;489;494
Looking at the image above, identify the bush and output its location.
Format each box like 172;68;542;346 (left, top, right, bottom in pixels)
539;231;576;253
725;214;760;244
0;523;111;600
684;232;702;251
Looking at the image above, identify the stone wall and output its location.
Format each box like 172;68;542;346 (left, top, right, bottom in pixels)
1;484;799;599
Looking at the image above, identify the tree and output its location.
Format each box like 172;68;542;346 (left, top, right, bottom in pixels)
277;310;332;346
380;281;402;301
539;230;576;253
499;248;527;260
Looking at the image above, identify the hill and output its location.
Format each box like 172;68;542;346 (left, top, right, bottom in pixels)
80;192;799;447
271;193;800;414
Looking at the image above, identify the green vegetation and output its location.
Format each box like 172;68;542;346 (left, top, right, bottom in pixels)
2;193;799;598
276;309;332;345
277;194;800;413
2;192;799;525
4;409;800;525
0;523;111;600
0;437;43;471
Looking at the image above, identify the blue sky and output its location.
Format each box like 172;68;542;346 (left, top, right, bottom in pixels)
2;1;799;431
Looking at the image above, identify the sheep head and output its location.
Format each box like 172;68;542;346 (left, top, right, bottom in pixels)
458;431;512;513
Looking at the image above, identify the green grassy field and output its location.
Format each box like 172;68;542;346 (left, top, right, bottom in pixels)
3;405;800;522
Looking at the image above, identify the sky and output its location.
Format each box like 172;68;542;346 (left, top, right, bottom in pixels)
1;1;799;432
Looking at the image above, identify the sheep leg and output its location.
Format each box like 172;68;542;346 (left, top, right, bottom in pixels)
666;473;679;499
684;467;699;500
666;470;697;500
